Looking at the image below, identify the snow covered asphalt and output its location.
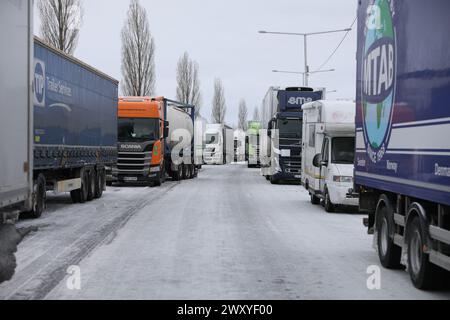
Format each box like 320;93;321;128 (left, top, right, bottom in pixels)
1;164;449;300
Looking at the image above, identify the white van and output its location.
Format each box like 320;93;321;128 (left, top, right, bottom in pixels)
301;100;358;212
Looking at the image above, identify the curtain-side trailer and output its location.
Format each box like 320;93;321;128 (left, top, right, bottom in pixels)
356;0;450;289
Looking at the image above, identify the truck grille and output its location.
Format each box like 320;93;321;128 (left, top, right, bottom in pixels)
117;151;152;173
281;157;302;174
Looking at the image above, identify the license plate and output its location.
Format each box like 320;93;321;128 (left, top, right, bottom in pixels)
123;177;138;182
295;175;302;179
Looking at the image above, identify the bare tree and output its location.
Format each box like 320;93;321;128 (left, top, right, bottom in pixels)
238;99;248;130
211;78;227;124
253;106;261;122
176;52;202;116
38;0;83;54
121;0;156;96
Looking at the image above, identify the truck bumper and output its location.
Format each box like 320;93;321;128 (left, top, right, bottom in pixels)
273;171;302;182
328;183;359;207
113;166;162;184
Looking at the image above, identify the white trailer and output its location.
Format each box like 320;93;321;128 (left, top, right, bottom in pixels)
0;0;34;221
302;100;358;212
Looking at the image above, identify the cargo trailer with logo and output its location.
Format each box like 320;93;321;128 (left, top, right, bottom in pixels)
31;38;118;218
355;0;450;289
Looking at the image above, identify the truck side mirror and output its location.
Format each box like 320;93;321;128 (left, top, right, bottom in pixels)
313;154;321;168
164;121;169;138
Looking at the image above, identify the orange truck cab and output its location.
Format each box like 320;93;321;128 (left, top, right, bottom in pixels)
111;97;197;186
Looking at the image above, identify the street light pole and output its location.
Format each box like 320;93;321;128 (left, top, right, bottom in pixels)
259;28;351;87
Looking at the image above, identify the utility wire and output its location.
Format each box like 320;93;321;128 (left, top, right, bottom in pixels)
315;17;357;72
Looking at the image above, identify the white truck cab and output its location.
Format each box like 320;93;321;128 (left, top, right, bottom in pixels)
302;100;358;212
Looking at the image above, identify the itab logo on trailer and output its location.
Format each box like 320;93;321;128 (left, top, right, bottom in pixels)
34;59;46;107
362;0;396;163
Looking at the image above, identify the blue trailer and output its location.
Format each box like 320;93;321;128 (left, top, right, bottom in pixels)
31;37;118;217
262;87;323;184
355;0;450;289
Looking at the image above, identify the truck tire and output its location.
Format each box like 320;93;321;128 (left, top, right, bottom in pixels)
87;170;96;201
30;174;46;219
324;188;335;213
407;216;444;290
172;165;182;182
94;169;105;199
376;204;401;269
75;171;89;203
270;176;279;185
311;194;321;205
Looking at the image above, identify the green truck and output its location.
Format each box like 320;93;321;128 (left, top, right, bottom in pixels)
245;121;262;168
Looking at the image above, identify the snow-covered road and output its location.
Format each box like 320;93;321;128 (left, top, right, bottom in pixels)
1;165;449;300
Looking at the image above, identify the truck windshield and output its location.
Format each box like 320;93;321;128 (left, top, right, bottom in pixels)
278;119;302;139
331;137;355;164
118;118;159;142
206;134;219;144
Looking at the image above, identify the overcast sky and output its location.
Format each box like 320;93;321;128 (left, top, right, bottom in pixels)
34;0;358;126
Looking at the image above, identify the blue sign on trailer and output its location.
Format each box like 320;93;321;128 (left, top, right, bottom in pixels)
355;0;450;206
33;38;118;170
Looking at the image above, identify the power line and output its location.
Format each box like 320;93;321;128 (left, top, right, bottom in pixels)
315;17;357;72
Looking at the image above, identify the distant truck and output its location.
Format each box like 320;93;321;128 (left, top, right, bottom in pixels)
204;124;233;165
234;129;246;163
0;1;34;222
302;101;358;212
113;97;198;185
245;121;262;168
262;87;324;184
355;0;450;289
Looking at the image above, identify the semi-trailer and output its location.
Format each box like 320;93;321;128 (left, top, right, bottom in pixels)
355;0;450;289
0;0;34;284
32;37;118;216
113;97;198;185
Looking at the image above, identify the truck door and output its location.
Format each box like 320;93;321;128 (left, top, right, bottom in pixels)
319;137;330;194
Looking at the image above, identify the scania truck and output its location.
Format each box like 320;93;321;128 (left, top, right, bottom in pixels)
113;97;198;185
356;0;450;289
262;87;324;184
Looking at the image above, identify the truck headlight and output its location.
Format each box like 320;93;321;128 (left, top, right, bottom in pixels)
333;176;353;183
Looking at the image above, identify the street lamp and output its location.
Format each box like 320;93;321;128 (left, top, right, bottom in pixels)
259;28;351;86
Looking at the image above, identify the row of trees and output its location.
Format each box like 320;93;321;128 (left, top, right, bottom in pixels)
37;0;258;127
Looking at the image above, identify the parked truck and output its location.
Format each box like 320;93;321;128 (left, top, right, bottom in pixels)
203;124;234;165
302;100;358;212
245;121;262;168
0;0;34;284
356;0;450;289
31;37;118;216
262;87;324;184
113;97;198;185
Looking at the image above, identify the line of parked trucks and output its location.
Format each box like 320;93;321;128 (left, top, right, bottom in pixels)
0;1;201;283
1;0;449;290
246;0;450;290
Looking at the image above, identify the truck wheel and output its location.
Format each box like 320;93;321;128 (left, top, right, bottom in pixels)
94;169;105;199
311;194;321;205
376;205;401;269
77;171;89;203
172;165;182;181
324;188;335;213
407;216;444;290
181;164;188;180
270;176;279;185
87;170;96;201
188;165;195;179
30;175;46;219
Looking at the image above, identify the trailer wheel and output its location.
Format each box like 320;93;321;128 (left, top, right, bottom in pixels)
376;204;401;269
77;171;89;203
172;165;182;181
94;169;105;199
87;170;96;201
323;188;335;213
407;216;444;290
30;174;46;219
